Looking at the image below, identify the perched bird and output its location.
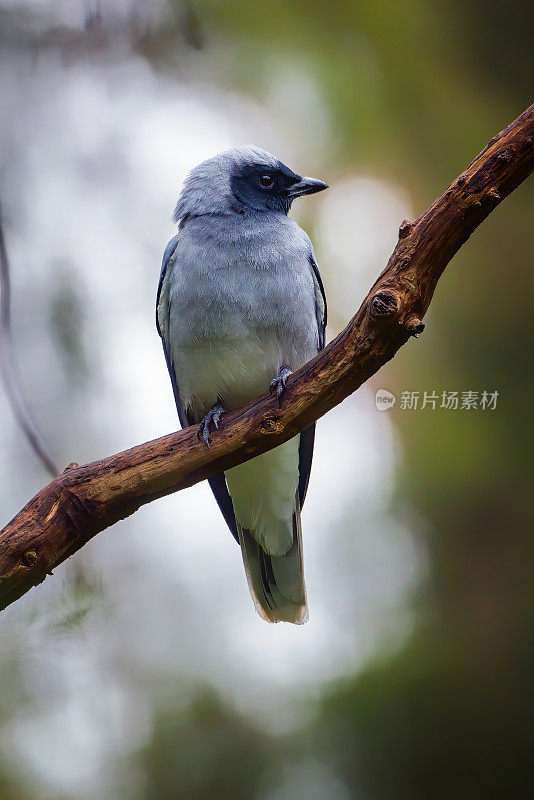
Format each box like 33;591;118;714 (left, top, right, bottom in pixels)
156;146;327;623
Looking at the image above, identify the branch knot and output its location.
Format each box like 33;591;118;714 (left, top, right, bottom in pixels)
260;417;282;435
405;316;425;337
21;550;38;569
398;219;414;238
370;289;400;319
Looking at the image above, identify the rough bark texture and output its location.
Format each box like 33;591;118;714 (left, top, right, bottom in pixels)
1;103;533;611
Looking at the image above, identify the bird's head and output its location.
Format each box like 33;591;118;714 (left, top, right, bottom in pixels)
173;145;328;222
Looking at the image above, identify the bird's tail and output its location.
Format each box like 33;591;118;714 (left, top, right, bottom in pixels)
237;495;308;624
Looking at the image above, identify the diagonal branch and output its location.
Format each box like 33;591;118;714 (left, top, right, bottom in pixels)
0;103;533;611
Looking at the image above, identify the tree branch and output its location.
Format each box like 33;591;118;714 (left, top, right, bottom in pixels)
1;104;533;611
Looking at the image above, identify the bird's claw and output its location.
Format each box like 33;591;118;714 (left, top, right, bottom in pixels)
197;403;226;448
270;366;293;405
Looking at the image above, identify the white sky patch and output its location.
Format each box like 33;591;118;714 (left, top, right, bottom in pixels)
317;176;413;325
264;60;331;162
261;759;352;800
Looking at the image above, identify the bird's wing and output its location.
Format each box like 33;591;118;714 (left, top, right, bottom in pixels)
309;253;327;350
156;233;189;429
298;253;327;508
156;234;240;542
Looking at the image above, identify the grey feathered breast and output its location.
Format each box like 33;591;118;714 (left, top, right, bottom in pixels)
156;213;326;543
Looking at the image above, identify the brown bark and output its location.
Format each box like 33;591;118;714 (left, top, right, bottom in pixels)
1;104;533;611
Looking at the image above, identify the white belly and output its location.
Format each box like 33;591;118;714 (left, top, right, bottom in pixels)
174;334;282;417
173;332;305;556
225;436;299;556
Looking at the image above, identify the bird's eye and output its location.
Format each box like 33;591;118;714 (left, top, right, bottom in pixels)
259;174;274;189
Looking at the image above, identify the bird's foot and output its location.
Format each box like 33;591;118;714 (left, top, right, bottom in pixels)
197;403;226;448
270;366;293;405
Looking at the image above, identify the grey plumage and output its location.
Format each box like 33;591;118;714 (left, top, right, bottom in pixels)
157;145;327;623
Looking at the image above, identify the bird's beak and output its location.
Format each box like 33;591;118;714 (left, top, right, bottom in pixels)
288;176;329;198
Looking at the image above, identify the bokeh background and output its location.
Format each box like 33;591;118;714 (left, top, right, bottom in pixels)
0;1;533;798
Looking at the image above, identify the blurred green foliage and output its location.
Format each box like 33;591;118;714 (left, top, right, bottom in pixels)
140;690;276;799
